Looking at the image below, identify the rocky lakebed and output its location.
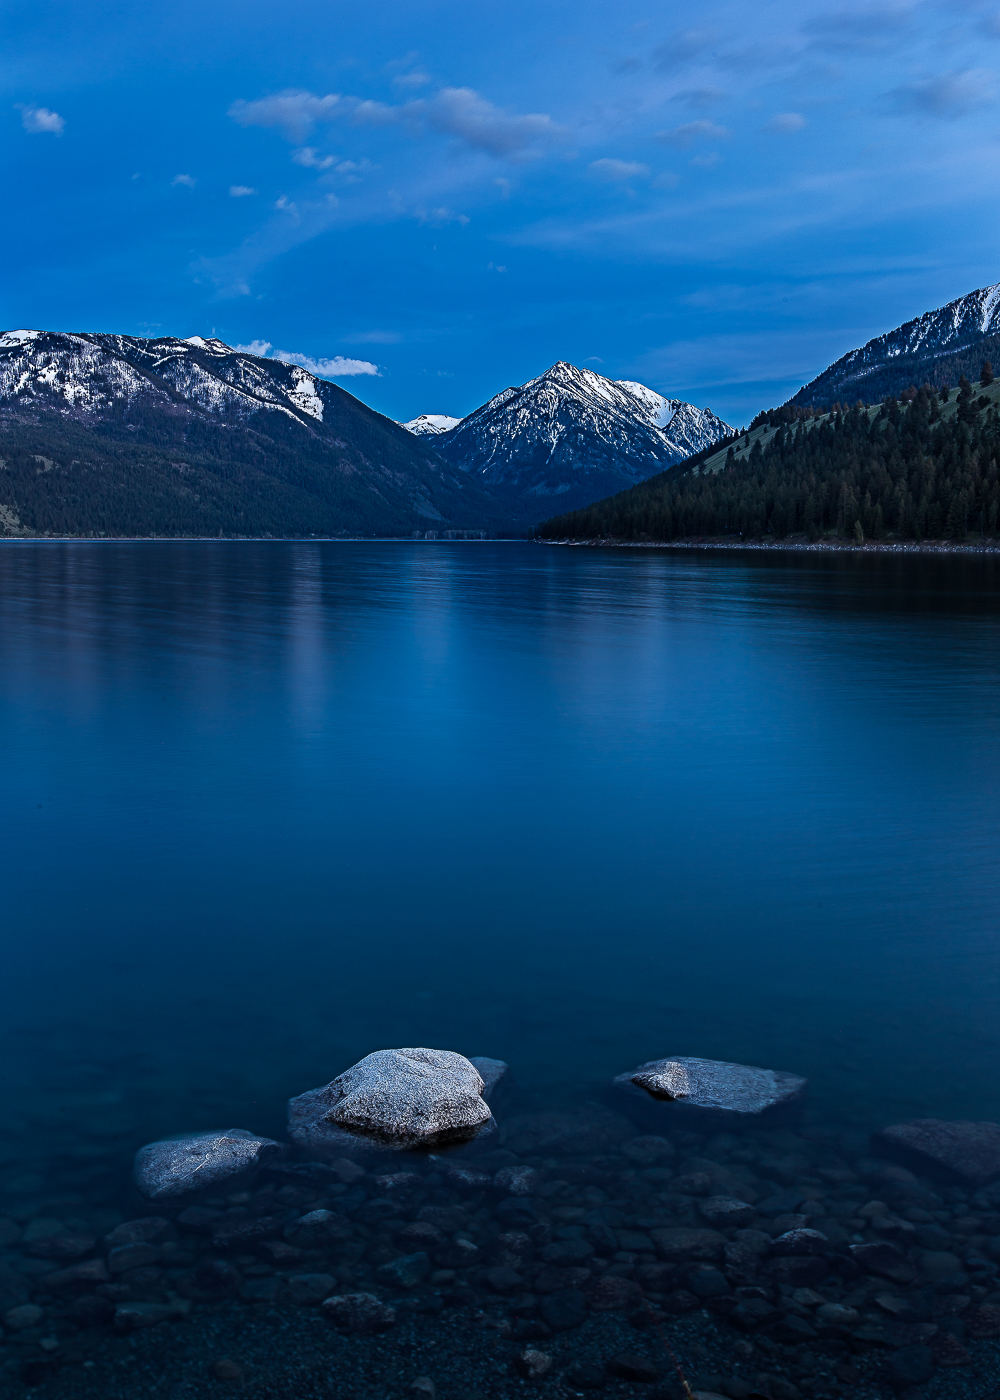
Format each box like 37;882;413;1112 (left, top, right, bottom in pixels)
3;1050;1000;1400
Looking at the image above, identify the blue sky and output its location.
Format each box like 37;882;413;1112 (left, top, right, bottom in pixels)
5;0;1000;425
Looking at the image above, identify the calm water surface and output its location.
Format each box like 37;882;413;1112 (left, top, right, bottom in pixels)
2;540;1000;1191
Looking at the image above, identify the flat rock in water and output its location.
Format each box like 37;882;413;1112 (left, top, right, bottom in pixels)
288;1048;492;1154
873;1118;1000;1185
134;1129;283;1200
613;1056;806;1119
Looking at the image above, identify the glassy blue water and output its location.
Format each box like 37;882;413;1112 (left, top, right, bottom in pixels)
3;541;1000;1189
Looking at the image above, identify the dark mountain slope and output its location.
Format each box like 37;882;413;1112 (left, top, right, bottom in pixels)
539;378;1000;544
0;331;513;537
790;283;1000;408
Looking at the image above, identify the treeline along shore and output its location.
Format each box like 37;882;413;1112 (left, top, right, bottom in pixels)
537;372;1000;548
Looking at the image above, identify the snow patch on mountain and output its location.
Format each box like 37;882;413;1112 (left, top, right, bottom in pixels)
832;282;1000;378
0;330;334;428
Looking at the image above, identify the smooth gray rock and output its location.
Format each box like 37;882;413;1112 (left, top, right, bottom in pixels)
613;1056;806;1118
288;1047;492;1155
133;1129;283;1200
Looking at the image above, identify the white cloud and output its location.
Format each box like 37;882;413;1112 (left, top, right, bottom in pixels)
17;105;64;135
229;185;258;197
229;90;341;141
589;158;650;182
422;87;562;159
172;173;196;188
273;349;380;378
655;120;730;147
764;112;807;133
233;340;272;356
292;147;335;170
230;84;563;162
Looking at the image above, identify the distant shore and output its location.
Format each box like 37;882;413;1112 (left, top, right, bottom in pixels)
538;536;1000;556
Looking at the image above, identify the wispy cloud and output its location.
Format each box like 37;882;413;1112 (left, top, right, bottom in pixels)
655;120;729;147
764;112;807;133
229;91;341;141
292;147;336;170
342;330;402;344
233;340;273;356
230;85;564;162
802;5;912;52
393;70;431;90
272;349;380;377
671;87;727;109
421;87;563;158
229;185;257;197
416;206;470;226
888;69;996;117
653;30;719;70
589;158;650;182
17;105;64;135
172;173;196;188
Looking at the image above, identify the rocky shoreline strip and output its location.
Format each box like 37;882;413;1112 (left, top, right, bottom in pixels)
538;538;1000;556
3;1050;1000;1400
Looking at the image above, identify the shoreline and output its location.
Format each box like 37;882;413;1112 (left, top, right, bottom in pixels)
538;536;1000;556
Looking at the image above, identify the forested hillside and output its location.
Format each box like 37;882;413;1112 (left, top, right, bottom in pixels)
538;374;1000;544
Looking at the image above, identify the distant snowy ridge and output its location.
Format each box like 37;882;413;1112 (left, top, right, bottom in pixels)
793;281;1000;407
402;413;462;436
420;361;733;503
0;330;334;426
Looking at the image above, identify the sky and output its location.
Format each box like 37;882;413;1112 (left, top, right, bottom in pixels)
4;0;1000;426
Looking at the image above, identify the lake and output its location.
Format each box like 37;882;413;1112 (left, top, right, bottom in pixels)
3;540;1000;1395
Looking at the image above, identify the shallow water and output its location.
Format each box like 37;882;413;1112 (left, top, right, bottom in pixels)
3;540;1000;1177
6;540;1000;1398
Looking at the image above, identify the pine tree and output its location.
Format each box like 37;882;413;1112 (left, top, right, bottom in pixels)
982;361;995;387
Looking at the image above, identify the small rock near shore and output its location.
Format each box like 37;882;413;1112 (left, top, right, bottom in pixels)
322;1292;397;1334
613;1056;806;1118
134;1129;283;1200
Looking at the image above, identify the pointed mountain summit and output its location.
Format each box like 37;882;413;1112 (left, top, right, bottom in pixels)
791;281;1000;408
408;361;733;519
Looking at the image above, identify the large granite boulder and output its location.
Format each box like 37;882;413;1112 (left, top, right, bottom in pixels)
134;1129;283;1200
288;1047;492;1156
873;1119;1000;1186
613;1056;806;1122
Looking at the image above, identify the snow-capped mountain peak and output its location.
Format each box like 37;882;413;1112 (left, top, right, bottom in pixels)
418;360;732;513
401;413;462;436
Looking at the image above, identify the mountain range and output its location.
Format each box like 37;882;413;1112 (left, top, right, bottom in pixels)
0;334;733;538
0;331;509;538
402;362;733;518
791;281;1000;408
